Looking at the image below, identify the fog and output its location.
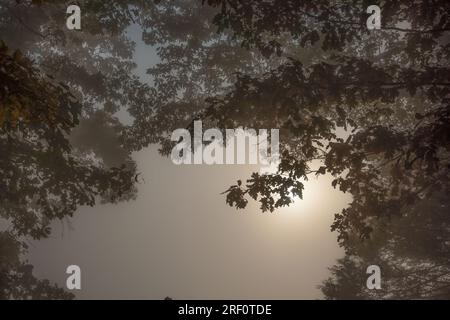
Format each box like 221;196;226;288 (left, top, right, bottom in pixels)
27;146;350;299
25;24;351;299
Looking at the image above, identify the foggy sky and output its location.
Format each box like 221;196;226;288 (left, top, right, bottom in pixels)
25;25;351;299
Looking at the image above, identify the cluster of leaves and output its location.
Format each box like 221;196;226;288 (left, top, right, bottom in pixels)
0;43;136;239
202;55;449;227
123;0;293;154
321;191;450;299
0;40;79;130
0;231;74;299
205;0;450;59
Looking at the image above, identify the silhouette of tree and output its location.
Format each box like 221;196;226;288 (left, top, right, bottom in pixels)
1;1;143;298
321;192;450;299
0;41;136;239
0;231;74;299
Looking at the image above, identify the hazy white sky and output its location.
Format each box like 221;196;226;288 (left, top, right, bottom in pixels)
26;25;352;299
27;146;350;299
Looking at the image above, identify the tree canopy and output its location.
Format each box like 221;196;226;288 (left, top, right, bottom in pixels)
197;0;450;299
1;0;449;299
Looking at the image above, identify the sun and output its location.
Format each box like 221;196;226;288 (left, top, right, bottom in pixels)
257;160;347;225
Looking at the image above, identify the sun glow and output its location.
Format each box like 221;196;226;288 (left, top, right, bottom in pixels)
259;160;331;216
276;177;324;224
